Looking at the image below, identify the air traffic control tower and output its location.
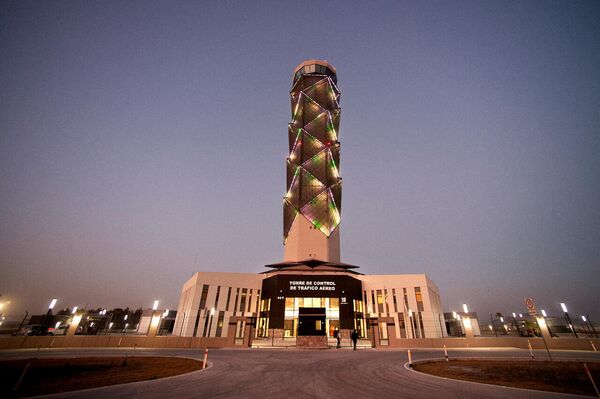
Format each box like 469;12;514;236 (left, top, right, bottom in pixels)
173;60;446;344
283;60;342;263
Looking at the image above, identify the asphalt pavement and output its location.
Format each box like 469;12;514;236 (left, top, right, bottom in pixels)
1;347;598;398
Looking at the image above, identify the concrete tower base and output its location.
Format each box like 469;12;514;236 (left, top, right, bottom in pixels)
284;216;340;262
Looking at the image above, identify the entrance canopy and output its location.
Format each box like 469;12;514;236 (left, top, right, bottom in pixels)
264;258;361;274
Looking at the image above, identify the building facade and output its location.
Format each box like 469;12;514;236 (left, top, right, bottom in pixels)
173;60;446;342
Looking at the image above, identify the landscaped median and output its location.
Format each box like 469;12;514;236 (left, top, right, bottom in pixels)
1;356;204;398
412;359;600;397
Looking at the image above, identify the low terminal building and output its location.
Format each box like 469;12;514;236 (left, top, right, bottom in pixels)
173;260;446;341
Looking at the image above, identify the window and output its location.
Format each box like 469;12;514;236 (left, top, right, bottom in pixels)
371;290;376;314
215;311;225;337
415;287;424;312
384;289;390;315
233;288;240;316
202;311;210;337
392;288;398;312
214;286;221;310
330;298;339;309
247;289;253;312
199;285;209;309
285;297;294;309
376;290;384;314
379;322;388;340
260;298;270;312
284;319;295;337
225;287;232;311
239;288;247;312
398;312;406;338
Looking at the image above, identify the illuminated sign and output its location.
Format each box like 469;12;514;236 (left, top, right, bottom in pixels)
289;280;336;292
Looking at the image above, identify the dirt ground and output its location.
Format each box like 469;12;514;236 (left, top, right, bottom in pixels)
1;356;203;398
414;359;600;396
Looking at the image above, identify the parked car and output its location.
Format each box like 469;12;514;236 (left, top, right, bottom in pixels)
19;325;50;336
48;326;68;335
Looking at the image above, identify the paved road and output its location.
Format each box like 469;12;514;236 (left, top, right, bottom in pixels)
2;347;598;398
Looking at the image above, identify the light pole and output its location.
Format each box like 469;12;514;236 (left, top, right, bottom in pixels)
158;309;169;336
560;302;578;338
490;314;498;337
148;300;159;335
585;314;598;338
453;311;462;337
461;304;473;337
581;315;590;336
41;298;57;334
512;312;521;336
534;314;553;361
498;316;508;334
541;309;553;337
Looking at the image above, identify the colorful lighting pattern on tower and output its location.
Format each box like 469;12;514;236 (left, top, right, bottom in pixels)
284;61;342;240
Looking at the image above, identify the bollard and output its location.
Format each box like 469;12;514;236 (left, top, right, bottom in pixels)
584;363;600;397
443;345;449;362
407;349;413;368
591;341;597;352
527;340;535;360
202;348;209;369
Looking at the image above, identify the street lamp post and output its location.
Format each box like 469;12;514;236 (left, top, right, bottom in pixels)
512;312;521;336
581;316;590;336
541;309;553;337
560;303;578;338
490;314;498;337
461;304;473;338
41;298;57;334
147;300;159;335
585;314;598;338
452;312;459;337
158;309;169;336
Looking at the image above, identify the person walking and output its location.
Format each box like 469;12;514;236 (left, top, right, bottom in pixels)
335;328;341;348
351;329;358;350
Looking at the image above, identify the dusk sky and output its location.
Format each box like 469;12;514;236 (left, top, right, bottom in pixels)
1;1;599;321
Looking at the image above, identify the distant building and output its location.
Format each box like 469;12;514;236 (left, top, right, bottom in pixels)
174;60;446;341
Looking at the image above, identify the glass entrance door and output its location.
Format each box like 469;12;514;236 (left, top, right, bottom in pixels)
297;307;326;336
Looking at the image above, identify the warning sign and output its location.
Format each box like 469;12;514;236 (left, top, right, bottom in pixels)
524;297;537;316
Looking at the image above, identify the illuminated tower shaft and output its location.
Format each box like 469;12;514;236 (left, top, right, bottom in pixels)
283;60;341;262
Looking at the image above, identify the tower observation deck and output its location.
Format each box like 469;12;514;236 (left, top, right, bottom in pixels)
283;60;342;262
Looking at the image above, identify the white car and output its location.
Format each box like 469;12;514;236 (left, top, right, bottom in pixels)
48;326;68;335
